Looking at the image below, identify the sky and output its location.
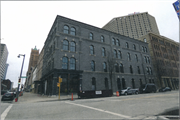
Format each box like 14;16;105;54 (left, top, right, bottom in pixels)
1;0;179;88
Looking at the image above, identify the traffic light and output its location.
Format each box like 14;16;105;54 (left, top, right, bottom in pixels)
57;83;60;87
59;77;62;83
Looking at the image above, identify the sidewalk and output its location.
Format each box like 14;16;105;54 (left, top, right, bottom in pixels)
16;92;78;103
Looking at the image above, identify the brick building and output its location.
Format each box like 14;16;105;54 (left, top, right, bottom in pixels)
139;32;179;89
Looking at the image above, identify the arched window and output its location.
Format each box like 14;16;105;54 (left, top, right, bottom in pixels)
112;38;115;45
102;48;106;56
130;65;133;74
62;57;68;69
142;46;145;52
89;33;93;40
135;54;138;62
147;57;150;64
137;66;140;74
105;78;109;90
63;40;69;50
92;77;96;90
122;78;126;89
114;50;117;58
145;47;147;53
118;51;122;59
144;38;147;42
117;78;121;90
120;63;124;73
132;79;135;88
115;63;119;72
101;36;104;42
90;45;94;55
149;67;152;75
126;42;129;48
103;62;107;72
70;27;76;36
116;39;120;46
146;67;149;74
91;61;95;71
70;42;76;52
140;79;142;86
144;56;147;63
133;44;136;50
70;58;76;70
127;53;131;61
63;25;69;34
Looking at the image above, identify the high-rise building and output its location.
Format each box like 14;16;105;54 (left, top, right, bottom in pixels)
25;46;39;90
0;44;8;81
102;12;160;40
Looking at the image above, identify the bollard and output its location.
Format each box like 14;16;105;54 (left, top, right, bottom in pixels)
71;93;73;101
15;98;17;102
116;91;119;97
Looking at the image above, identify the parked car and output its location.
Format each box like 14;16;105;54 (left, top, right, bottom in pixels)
120;87;139;95
139;83;157;93
1;90;9;95
1;92;14;101
159;87;171;92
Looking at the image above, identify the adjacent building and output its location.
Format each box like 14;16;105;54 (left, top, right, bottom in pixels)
24;46;39;90
35;15;156;96
0;44;8;81
102;12;160;40
139;32;179;89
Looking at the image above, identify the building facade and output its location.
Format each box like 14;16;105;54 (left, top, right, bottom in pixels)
102;12;160;40
0;44;8;81
36;15;156;96
25;46;39;90
139;32;179;89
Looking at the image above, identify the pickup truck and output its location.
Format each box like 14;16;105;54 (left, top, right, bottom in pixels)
120;87;139;95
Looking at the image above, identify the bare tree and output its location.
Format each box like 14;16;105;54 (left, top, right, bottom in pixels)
107;51;116;93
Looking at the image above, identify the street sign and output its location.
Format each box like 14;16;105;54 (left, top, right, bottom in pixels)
21;76;27;78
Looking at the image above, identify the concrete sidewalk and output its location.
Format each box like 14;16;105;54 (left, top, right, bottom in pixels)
15;92;79;103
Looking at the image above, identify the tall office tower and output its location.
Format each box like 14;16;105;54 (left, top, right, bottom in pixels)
0;44;9;80
2;63;9;79
26;46;39;78
102;12;160;39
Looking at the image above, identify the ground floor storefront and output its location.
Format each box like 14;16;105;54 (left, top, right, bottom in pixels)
162;77;179;90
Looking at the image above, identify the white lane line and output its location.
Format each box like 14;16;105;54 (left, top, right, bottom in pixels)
65;101;131;119
1;104;13;120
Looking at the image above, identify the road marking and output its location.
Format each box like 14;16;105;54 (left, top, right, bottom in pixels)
65;101;132;119
1;104;13;120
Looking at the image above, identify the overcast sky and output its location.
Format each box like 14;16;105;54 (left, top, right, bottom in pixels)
1;0;179;88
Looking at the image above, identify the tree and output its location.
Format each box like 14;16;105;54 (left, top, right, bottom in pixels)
107;51;116;93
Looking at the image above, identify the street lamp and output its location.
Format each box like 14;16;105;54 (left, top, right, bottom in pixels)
16;54;25;102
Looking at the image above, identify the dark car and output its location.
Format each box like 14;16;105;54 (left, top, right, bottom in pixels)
1;90;9;95
139;83;157;93
159;87;171;92
1;92;14;101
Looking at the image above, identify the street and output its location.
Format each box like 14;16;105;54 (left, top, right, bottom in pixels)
1;90;179;120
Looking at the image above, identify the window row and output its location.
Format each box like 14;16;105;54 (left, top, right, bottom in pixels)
62;57;76;70
92;77;153;90
63;25;76;36
144;56;150;64
125;42;137;50
63;40;76;52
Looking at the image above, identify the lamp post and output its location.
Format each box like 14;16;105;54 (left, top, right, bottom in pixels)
16;54;25;102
